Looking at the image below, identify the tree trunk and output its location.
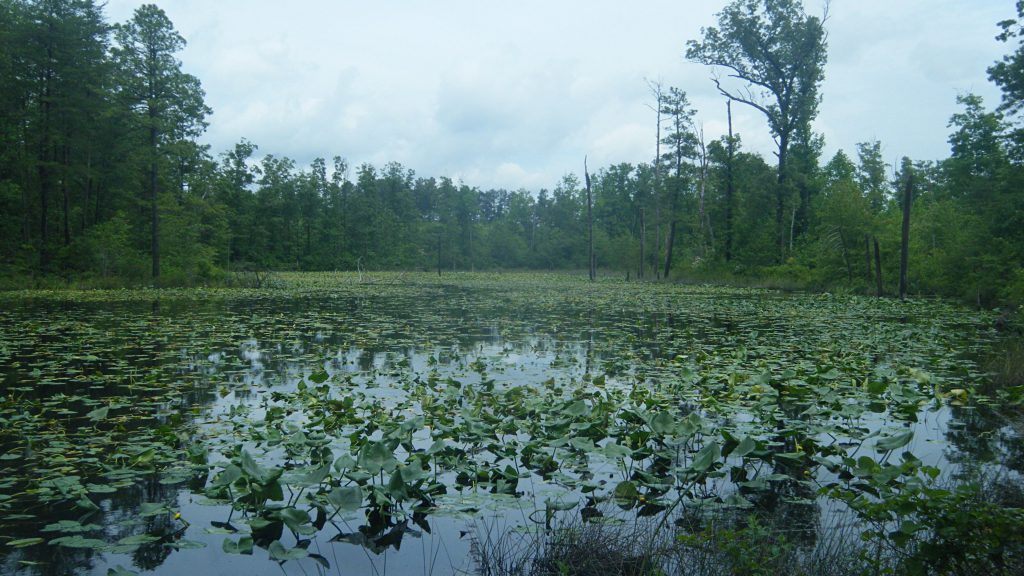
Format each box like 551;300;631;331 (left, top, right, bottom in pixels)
776;131;789;263
39;157;51;272
655;211;662;279
789;206;796;254
638;206;645;279
874;236;883;297
663;219;677;279
697;130;710;258
865;234;872;286
149;120;160;280
899;168;913;300
725;101;735;262
585;157;595;282
39;88;52;272
82;151;93;232
61;145;70;247
651;81;663;280
663;176;680;279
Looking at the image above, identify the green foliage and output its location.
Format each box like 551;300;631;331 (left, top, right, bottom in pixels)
0;0;1021;311
71;212;147;283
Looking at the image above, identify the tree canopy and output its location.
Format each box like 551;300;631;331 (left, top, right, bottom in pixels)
686;0;827;260
0;0;1021;306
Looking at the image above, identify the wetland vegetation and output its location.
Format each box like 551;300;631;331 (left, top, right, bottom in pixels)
1;273;1022;575
3;0;1024;573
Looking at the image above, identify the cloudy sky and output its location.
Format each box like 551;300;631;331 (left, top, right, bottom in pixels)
102;0;1012;190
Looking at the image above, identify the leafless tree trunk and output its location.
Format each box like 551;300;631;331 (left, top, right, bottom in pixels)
725;101;735;262
663;217;676;279
585;157;595;282
638;206;645;280
647;79;664;280
696;125;712;258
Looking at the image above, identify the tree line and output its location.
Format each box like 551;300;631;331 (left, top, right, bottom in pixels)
1;0;1022;305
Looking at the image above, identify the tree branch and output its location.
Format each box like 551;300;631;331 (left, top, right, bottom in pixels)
713;76;771;118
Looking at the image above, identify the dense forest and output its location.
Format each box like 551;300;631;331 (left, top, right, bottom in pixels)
1;0;1022;306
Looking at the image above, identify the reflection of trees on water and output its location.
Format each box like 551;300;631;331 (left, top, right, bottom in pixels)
0;475;188;576
946;402;1024;477
1;544;97;576
1;289;1004;575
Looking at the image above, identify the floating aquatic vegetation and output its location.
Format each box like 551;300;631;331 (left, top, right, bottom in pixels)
0;272;1016;575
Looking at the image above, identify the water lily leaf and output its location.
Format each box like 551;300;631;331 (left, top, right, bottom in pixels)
876;430;914;452
424;439;447;455
327;486;362;512
613;480;639;503
565;400;589;417
222;536;253;555
333;454;357;471
568;437;596;452
308;370;329;384
282;464;330;488
773;452;805;465
139;502;170;517
41;520;100;534
649;412;675;435
268;539;309;561
6;537;44;548
866;379;888;395
240;449;269;483
86;483;117;494
678;412;703;437
602;442;632;459
723;493;754;508
165;539;206;550
387;468;409;501
545;498;577;512
734;436;756;458
76;496;99;512
691;441;721;473
49;535;108;550
86;406;108;421
278;507;311;531
358;441;397;476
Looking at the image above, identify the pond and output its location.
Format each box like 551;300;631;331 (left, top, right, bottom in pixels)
0;273;1017;575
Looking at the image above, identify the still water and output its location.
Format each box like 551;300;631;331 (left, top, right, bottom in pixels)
0;277;1015;575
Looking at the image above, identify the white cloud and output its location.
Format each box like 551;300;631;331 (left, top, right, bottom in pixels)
102;0;1013;189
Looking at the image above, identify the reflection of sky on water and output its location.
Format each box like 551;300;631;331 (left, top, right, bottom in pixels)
0;285;1014;576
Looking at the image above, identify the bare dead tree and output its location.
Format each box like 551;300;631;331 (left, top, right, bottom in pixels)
725;100;735;262
646;79;665;280
585;156;595;282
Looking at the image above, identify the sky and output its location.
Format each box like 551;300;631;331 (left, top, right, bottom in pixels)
101;0;1013;190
